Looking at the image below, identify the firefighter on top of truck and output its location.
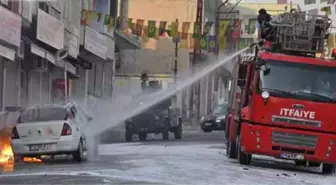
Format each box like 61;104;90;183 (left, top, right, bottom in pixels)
256;8;272;39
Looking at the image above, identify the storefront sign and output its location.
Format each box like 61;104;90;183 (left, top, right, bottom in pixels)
37;9;64;50
0;6;22;47
0;44;15;61
84;26;107;59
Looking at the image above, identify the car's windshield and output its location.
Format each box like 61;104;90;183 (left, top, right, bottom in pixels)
212;104;228;115
259;60;336;102
19;107;67;123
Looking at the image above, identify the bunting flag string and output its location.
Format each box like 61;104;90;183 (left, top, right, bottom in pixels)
80;9;242;52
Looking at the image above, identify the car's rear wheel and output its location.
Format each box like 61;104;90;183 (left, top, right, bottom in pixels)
139;132;147;141
174;123;183;139
73;140;84;162
162;119;170;140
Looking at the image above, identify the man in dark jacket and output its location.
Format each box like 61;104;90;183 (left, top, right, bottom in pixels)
256;8;272;39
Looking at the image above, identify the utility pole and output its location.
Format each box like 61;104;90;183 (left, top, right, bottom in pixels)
192;0;203;122
174;18;178;83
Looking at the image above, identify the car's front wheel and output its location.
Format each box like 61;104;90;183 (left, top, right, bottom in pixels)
125;127;133;142
202;128;212;133
73;139;84;162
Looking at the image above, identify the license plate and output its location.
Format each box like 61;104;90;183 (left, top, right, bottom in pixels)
29;144;53;152
205;123;212;126
280;153;304;160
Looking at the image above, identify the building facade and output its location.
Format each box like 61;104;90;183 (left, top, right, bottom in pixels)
0;0;139;114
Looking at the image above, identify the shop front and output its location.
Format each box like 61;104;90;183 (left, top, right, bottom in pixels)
0;6;22;110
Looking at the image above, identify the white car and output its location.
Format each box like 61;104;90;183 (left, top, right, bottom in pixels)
11;102;92;162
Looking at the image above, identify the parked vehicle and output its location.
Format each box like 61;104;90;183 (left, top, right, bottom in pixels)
11;102;92;162
125;80;183;141
200;103;228;132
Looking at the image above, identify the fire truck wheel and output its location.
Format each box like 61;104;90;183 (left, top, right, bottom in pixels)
236;135;251;165
139;132;147;141
294;160;307;166
322;163;335;174
226;139;237;159
308;161;321;167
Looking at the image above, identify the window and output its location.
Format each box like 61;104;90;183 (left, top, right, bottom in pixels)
6;0;20;14
258;60;336;103
19;107;67;123
39;2;49;13
277;0;287;4
320;0;328;3
305;0;317;5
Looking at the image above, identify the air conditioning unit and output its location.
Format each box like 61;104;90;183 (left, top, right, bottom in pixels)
32;57;48;72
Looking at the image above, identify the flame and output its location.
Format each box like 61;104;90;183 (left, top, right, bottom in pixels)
0;133;42;165
23;157;42;163
0;135;14;164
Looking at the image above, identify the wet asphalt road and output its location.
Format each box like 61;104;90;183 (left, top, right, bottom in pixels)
1;129;336;185
0;129;226;185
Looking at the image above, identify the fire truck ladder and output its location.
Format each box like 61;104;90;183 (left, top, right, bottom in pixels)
268;11;331;56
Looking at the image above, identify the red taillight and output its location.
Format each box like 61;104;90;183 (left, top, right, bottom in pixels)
11;126;19;139
61;123;72;136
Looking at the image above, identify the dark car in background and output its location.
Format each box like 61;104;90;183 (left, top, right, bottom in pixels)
200;103;228;132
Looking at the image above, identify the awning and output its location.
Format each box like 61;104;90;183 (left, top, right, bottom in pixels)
114;30;140;50
0;44;15;61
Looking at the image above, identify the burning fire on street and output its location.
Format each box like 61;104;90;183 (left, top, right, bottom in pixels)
0;133;42;168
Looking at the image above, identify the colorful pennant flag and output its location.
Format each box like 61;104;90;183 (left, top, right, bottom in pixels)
103;14;110;25
208;35;217;53
159;21;167;36
321;6;331;15
127;18;133;29
171;21;179;39
136;19;145;36
81;9;88;25
116;16;121;29
193;22;201;39
202;21;213;37
148;20;157;38
218;20;229;51
200;35;208;50
86;11;95;25
181;22;190;40
108;17;114;32
97;12;102;22
231;19;242;39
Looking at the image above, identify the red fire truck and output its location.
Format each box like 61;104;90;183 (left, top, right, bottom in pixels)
225;11;336;174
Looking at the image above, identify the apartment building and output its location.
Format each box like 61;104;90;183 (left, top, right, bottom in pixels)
0;0;139;112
